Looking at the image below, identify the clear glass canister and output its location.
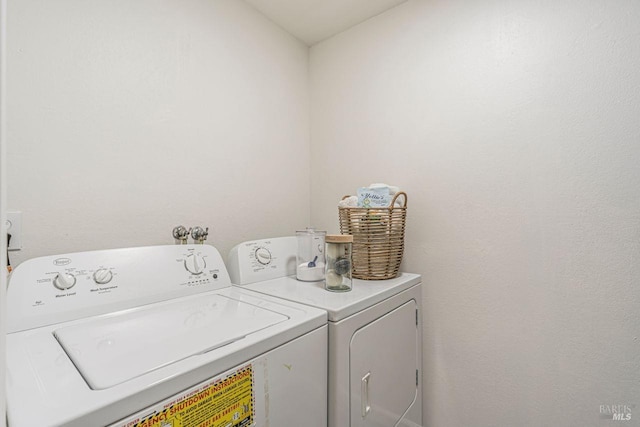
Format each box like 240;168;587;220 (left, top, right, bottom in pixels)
296;227;326;282
325;234;353;292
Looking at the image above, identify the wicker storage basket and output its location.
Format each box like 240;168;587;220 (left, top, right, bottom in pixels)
338;191;407;280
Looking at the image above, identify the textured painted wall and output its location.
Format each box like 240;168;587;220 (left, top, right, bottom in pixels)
7;0;310;264
0;0;7;422
310;0;640;425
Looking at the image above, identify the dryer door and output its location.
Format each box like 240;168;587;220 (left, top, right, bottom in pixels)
350;300;419;427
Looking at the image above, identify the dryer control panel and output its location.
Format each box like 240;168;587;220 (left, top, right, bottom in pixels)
7;245;231;333
228;237;297;285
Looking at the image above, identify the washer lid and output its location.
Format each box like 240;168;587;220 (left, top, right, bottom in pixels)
54;293;288;390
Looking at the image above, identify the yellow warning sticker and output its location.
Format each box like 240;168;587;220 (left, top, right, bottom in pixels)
122;365;254;427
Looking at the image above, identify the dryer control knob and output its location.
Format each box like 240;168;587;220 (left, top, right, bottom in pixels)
93;268;113;285
53;272;76;290
255;247;272;265
184;253;206;275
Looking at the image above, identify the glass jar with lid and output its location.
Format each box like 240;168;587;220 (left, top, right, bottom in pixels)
296;227;326;282
324;234;353;292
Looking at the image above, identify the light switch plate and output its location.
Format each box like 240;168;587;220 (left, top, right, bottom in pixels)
6;211;22;251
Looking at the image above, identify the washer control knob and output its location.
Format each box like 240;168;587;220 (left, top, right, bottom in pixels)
184;253;206;275
53;272;76;290
255;247;272;265
93;268;113;285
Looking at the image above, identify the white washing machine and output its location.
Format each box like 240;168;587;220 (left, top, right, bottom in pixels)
228;237;423;427
6;244;328;427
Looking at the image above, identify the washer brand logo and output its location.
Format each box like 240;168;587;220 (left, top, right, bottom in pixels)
53;258;72;266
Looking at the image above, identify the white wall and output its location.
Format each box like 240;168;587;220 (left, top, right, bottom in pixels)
310;0;640;426
0;0;7;424
7;0;310;265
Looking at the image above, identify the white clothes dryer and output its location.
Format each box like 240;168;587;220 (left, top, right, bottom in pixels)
6;244;327;427
228;237;423;427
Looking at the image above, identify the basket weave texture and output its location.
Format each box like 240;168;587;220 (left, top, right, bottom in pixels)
338;192;407;280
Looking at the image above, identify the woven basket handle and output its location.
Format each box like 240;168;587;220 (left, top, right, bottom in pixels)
391;191;407;209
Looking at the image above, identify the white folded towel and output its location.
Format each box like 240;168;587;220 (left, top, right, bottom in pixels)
338;195;358;208
368;183;400;195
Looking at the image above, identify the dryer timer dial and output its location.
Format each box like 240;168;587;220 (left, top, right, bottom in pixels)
254;247;272;265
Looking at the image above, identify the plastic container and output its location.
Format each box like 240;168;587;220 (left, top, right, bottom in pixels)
296;228;326;282
324;234;353;292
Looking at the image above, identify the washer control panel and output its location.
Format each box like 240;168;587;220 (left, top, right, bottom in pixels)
228;236;297;285
7;245;230;333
